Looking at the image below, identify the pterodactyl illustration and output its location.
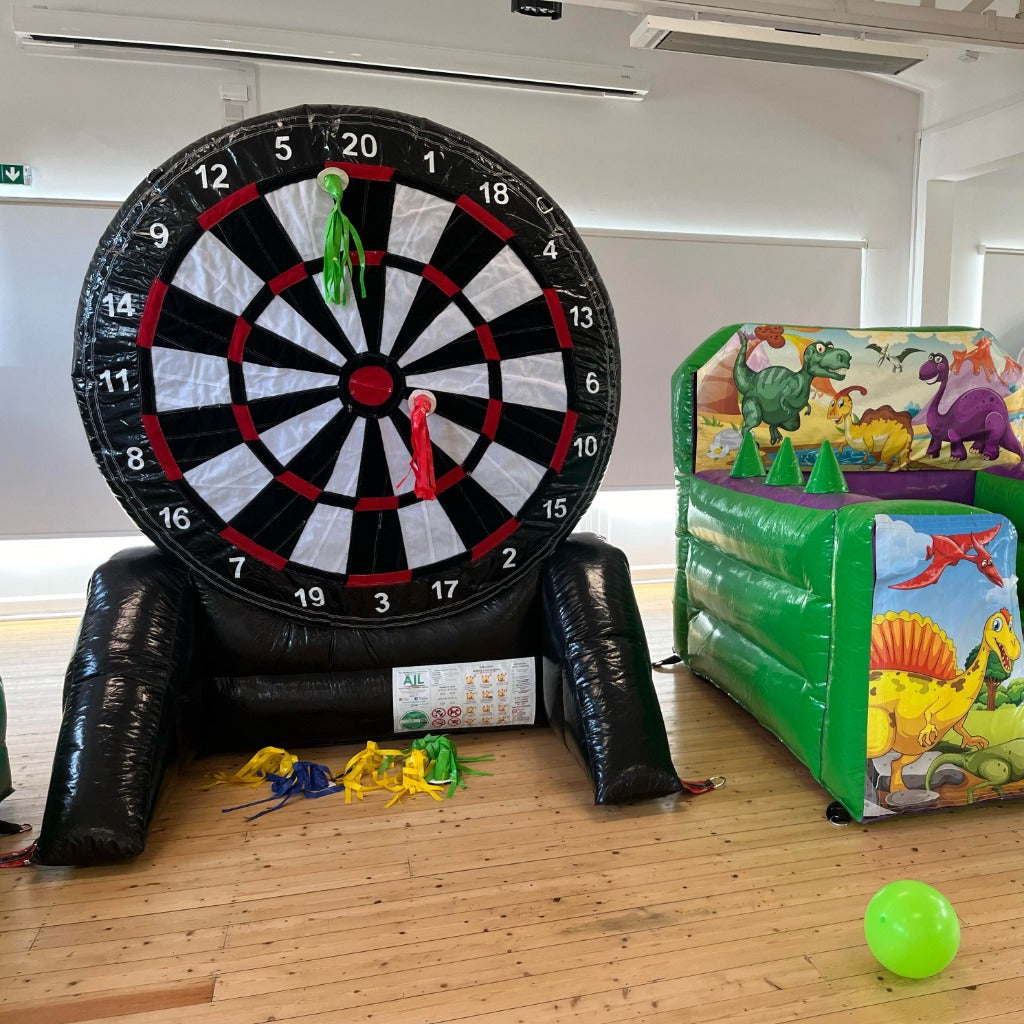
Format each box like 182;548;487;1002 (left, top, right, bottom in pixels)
890;523;1004;590
866;342;925;373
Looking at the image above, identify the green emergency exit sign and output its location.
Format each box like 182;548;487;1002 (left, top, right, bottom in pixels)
1;164;31;186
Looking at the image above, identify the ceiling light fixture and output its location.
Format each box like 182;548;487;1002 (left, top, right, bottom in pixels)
630;15;928;74
13;6;647;98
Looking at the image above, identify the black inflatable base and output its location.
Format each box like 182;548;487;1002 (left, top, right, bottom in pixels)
35;535;682;865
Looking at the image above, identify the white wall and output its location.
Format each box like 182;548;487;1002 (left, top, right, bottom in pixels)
912;48;1024;324
0;0;924;612
1;0;920;320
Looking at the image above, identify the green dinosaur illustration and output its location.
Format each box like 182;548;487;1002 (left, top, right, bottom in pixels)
733;337;852;444
925;738;1024;804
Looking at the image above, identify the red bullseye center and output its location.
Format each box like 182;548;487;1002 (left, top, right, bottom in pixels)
348;365;394;406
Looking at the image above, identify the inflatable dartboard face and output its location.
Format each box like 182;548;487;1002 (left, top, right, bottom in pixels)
74;105;619;624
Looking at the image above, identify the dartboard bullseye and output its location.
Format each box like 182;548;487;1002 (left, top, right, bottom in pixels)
74;105;619;624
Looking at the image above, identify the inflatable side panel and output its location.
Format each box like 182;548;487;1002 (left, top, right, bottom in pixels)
542;533;682;803
687;477;837;597
824;505;877;818
825;499;1003;819
671;325;741;660
674;475;691;661
687;538;831;683
0;680;11;804
976;471;1024;581
34;549;196;865
688;611;824;775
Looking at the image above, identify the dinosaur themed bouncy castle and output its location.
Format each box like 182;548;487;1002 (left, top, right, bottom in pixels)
673;324;1024;820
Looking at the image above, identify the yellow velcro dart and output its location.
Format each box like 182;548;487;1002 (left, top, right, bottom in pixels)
200;746;298;790
383;748;445;808
340;741;403;803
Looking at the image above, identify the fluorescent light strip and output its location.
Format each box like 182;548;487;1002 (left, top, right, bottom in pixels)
14;6;649;99
630;15;927;75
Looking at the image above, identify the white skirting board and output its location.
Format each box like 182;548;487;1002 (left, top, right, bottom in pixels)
0;489;676;619
0;534;152;620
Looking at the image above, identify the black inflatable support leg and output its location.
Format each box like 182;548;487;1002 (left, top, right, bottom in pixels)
542;534;682;803
34;549;196;865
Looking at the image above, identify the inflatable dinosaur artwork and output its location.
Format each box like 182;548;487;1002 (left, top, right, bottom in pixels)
867;608;1021;804
826;385;913;471
889;523;1004;591
921;353;1024;462
925;738;1024;804
733;337;852;444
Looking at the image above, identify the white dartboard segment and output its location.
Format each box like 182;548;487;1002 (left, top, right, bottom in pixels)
387;186;455;265
172;232;265;315
463;247;543;321
241;363;340;402
255;297;347;369
313;271;369;354
405;365;490;401
470;443;547;516
151;349;232;412
379;267;423;357
289;503;355;573
398;499;467;568
264;179;336;263
259;399;345;465
184;443;275;522
396;304;475;368
323;417;367;496
500;354;569;412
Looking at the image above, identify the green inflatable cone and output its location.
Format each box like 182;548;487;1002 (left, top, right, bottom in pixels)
765;437;804;487
805;441;849;494
729;431;766;478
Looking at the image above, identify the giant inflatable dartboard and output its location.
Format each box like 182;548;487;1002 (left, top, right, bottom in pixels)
74;105;619;624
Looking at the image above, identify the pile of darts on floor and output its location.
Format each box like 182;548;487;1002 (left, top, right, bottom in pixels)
205;735;495;820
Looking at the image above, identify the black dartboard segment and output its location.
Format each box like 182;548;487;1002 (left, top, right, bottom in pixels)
74;105;619;624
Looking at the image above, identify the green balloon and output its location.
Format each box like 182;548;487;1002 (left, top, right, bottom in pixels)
864;881;960;978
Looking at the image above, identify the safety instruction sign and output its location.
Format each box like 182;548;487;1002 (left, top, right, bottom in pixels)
392;658;536;733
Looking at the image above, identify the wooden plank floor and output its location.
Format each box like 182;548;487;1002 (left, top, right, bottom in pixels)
2;586;1024;1023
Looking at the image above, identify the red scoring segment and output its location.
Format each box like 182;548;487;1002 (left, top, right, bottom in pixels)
197;182;260;230
136;280;168;350
325;161;395;182
455;194;515;241
347;365;394;406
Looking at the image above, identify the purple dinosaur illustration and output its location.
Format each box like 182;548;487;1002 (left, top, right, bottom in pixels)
920;353;1024;462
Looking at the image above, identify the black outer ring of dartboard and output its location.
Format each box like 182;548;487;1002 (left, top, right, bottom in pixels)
73;105;619;626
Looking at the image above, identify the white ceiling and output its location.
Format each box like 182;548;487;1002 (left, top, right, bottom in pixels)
26;0;1024;115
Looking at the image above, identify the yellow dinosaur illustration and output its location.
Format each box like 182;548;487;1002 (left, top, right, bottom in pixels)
867;608;1020;796
827;386;914;471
